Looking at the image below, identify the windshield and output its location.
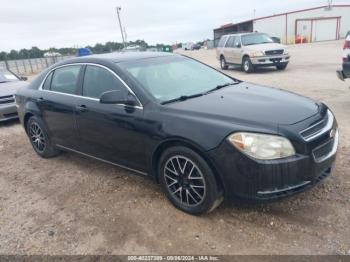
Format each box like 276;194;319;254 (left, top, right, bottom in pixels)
0;70;19;83
241;33;274;46
119;56;236;103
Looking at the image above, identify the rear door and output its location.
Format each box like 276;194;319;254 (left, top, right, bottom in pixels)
232;36;243;64
223;36;236;64
38;65;83;148
74;64;147;171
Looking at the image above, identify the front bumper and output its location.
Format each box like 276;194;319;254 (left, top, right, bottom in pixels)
251;55;290;66
0;103;18;122
207;117;338;202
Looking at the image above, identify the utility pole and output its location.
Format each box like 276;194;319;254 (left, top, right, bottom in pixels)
116;7;126;48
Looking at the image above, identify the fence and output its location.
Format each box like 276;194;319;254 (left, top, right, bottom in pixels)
0;56;74;76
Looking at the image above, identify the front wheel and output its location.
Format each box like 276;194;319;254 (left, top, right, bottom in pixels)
242;57;254;73
26;116;61;158
159;146;223;215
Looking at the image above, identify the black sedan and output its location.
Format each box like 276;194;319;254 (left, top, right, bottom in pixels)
15;52;338;214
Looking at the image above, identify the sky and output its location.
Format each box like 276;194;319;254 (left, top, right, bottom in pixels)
1;0;349;52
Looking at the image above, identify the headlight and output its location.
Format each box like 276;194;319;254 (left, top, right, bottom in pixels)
251;51;264;57
228;132;295;160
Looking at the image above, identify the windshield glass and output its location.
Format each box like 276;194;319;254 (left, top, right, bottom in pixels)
0;70;19;83
119;56;236;103
241;33;273;46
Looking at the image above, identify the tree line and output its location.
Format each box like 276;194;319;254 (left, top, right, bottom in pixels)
0;39;169;61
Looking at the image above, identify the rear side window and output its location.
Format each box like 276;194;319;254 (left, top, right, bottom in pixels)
42;72;53;90
217;36;227;48
82;65;126;99
51;65;82;94
225;36;236;48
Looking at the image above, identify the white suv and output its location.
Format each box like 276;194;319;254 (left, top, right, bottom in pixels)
216;32;290;73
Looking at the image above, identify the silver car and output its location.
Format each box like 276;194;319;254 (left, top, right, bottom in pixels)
216;32;290;73
0;69;27;122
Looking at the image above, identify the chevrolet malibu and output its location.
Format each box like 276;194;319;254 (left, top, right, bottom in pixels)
15;52;338;214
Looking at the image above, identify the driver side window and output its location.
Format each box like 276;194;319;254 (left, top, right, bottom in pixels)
82;65;126;99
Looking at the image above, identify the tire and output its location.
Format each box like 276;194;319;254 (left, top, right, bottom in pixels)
220;56;228;70
276;64;288;70
159;146;223;215
242;56;254;73
26;116;60;158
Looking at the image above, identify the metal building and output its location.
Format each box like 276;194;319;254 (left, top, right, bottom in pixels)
213;4;350;46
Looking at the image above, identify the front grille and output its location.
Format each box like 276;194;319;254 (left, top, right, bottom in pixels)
0;95;15;105
313;138;335;162
300;110;334;141
300;119;327;139
265;49;284;56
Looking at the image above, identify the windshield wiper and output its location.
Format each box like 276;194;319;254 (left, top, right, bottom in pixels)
161;93;204;105
206;82;239;93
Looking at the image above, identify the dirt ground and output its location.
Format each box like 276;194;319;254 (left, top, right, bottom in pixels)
0;40;349;255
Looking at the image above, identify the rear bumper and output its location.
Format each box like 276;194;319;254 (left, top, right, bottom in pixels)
251;55;290;66
0;103;18;122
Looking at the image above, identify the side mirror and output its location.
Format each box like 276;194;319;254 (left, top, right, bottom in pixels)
20;76;28;81
235;43;241;48
100;90;138;106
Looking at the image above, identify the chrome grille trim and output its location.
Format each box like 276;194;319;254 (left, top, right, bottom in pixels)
300;110;334;141
312;129;339;163
0;95;15;105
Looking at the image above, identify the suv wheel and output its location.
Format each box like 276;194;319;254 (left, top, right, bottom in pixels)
242;57;254;73
220;56;228;70
159;146;223;215
26;116;61;158
276;64;288;70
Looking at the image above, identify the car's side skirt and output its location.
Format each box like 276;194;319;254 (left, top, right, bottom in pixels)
55;144;148;176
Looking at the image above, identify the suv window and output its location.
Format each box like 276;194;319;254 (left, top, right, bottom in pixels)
82;65;126;99
51;65;82;94
225;36;236;48
217;36;227;48
233;37;241;48
42;72;53;90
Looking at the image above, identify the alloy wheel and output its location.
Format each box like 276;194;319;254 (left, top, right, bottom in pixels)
29;122;46;152
163;155;206;206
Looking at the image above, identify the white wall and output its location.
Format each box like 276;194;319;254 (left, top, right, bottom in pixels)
253;6;350;44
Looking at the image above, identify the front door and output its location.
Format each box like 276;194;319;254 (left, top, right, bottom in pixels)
74;64;147;171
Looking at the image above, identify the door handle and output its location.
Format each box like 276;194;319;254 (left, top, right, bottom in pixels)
76;104;88;112
37;97;44;102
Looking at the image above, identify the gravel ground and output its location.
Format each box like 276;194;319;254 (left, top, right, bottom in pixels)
0;40;349;255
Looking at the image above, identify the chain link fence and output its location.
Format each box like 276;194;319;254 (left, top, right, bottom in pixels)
0;56;74;76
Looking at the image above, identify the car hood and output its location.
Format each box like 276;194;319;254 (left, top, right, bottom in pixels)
0;81;28;97
245;43;286;52
164;82;319;126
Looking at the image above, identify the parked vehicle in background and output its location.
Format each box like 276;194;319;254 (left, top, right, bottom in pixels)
0;69;27;122
216;32;290;73
182;42;194;51
337;33;350;81
43;52;62;57
77;48;93;57
192;43;202;50
16;52;338;214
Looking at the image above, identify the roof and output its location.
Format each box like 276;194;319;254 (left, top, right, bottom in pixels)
214;4;350;31
88;51;174;63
